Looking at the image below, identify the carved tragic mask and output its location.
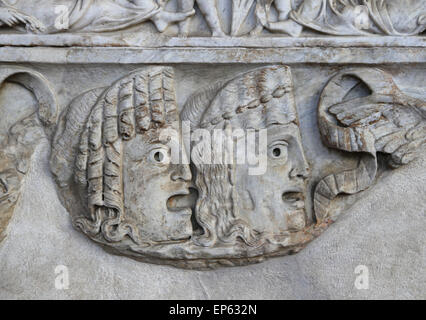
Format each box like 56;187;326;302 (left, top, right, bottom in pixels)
51;67;193;247
182;66;310;246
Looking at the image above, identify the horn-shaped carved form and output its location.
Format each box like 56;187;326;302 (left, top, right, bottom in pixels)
0;66;58;242
315;68;426;223
0;67;58;128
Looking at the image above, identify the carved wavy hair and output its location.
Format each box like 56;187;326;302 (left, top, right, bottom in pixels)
182;66;299;247
53;68;178;245
191;131;262;247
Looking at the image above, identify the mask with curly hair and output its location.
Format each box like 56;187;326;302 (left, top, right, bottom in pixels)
51;67;193;249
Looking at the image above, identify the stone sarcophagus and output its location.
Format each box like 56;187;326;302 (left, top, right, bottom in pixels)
0;0;424;269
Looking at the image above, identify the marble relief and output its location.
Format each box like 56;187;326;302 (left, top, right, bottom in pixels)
0;63;424;268
43;65;425;268
0;0;423;37
0;67;58;241
0;1;423;271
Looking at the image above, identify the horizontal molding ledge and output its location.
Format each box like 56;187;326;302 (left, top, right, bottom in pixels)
0;35;424;48
0;46;424;64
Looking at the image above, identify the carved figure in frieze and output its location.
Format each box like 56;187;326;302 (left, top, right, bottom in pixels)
64;0;195;33
0;0;424;37
0;0;195;34
253;0;426;36
0;0;45;33
250;0;302;36
178;0;226;36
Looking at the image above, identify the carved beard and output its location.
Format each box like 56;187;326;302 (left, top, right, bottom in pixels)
192;163;263;248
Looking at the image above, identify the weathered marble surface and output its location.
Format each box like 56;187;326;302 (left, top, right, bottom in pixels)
0;0;424;299
0;63;424;268
0;0;424;37
0;82;424;298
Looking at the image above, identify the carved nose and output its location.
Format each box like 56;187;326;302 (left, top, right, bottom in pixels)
289;144;310;179
171;164;192;182
290;163;310;179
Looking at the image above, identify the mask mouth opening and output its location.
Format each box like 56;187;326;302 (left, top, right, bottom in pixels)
282;191;305;209
167;193;191;212
166;187;198;215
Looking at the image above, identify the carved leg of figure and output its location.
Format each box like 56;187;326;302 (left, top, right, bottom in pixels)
419;14;426;26
274;0;292;21
177;0;195;36
249;24;264;36
151;7;196;33
269;0;303;37
266;19;303;37
196;0;226;37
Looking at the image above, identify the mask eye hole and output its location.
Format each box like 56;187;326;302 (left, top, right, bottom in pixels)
272;148;281;157
268;141;288;162
149;146;170;165
153;151;164;163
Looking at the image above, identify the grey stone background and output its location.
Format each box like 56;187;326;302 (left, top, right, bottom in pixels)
0;64;424;299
